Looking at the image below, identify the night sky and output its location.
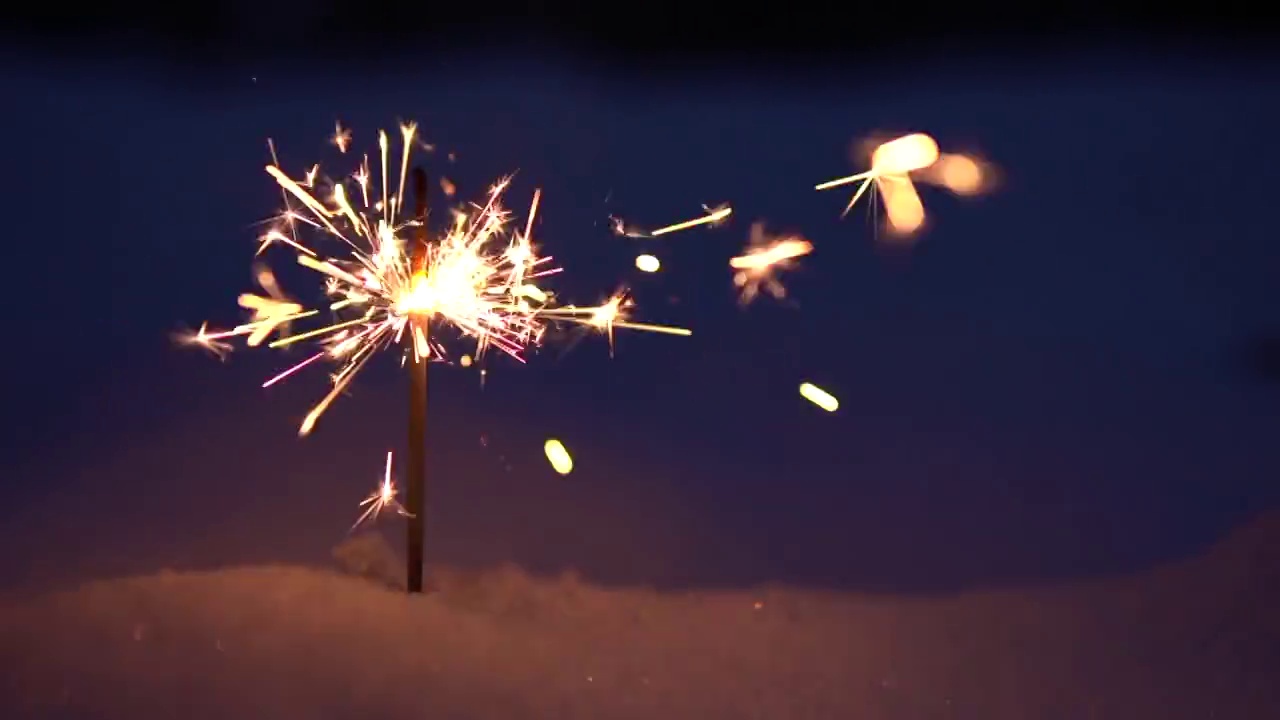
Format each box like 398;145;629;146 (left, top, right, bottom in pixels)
1;50;1277;594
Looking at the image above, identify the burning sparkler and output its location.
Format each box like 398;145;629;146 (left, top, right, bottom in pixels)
176;322;233;361
189;123;690;437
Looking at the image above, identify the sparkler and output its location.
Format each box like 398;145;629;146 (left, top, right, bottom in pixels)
187;122;691;592
189;122;689;438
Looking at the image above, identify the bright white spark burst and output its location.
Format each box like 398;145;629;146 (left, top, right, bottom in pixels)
352;450;409;531
184;122;690;436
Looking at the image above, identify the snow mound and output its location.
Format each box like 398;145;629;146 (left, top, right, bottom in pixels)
1;517;1278;719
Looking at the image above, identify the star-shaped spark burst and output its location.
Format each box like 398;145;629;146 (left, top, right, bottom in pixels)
729;222;814;304
187;123;690;436
352;450;409;531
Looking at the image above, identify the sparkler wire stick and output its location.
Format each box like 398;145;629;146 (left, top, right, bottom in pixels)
407;167;428;594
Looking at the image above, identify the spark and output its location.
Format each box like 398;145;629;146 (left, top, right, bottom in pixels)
190;123;689;436
650;203;733;237
729;222;814;304
876;174;926;235
635;254;661;273
544;439;574;475
917;152;993;196
587;293;628;352
815;133;939;195
352;450;409;530
608;216;651;238
815;132;940;233
799;382;839;412
815;134;994;237
331;122;351;153
541;289;691;356
173;322;233;361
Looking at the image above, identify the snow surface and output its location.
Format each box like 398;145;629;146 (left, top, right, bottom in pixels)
2;519;1277;720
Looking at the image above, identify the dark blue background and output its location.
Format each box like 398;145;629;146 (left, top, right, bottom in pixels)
1;52;1276;593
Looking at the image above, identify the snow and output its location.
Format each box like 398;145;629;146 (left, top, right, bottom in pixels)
2;521;1277;719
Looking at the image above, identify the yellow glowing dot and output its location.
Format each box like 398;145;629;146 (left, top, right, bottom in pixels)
799;382;839;412
460;355;472;367
635;254;661;273
544;439;574;475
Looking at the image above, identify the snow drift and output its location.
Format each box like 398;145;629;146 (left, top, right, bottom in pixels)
1;514;1277;719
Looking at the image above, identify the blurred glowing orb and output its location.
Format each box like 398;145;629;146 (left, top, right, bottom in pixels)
931;153;986;195
799;382;839;412
877;175;926;235
544;438;574;475
871;133;940;176
635;254;661;273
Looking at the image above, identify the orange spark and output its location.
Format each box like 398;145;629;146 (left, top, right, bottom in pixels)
649;203;733;237
173;322;233;361
730;222;814;304
815;132;940;220
331;122;352;153
815;133;993;238
917;152;994;196
876;174;926;236
352;451;410;531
